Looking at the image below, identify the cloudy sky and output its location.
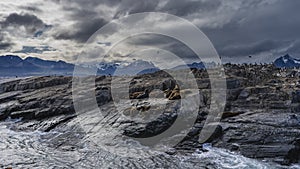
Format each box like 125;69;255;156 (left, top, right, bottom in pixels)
0;0;300;63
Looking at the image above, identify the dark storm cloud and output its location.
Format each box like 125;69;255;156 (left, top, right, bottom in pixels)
14;46;56;54
51;0;116;42
54;17;108;42
50;0;221;46
54;0;300;60
126;34;175;46
50;0;121;7
1;0;299;61
52;0;160;42
0;13;47;34
0;32;13;50
114;0;159;18
202;0;300;59
56;0;158;17
220;40;291;57
158;0;221;16
0;42;12;50
125;34;197;60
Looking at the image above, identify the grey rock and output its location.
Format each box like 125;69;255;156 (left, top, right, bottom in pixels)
292;90;300;103
0;63;300;165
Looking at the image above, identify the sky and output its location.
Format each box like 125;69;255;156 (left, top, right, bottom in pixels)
0;0;300;63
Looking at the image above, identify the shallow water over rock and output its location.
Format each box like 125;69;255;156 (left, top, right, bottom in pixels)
0;119;298;169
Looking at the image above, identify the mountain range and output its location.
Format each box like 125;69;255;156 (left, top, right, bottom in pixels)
0;55;160;76
273;54;300;68
0;54;299;76
0;55;74;76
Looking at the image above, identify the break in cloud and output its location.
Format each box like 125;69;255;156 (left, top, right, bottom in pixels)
0;0;299;63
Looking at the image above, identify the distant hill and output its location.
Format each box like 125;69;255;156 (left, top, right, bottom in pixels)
173;62;205;70
25;57;74;70
0;55;74;76
274;54;300;68
0;55;221;77
172;61;217;70
0;55;160;77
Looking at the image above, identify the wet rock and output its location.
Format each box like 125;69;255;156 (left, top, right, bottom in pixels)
10;109;37;119
238;89;250;99
291;103;300;113
0;64;300;165
292;90;300;103
226;78;241;89
123;101;179;140
227;88;243;101
221;111;243;119
286;139;300;164
0;76;71;93
0;101;19;120
136;104;151;112
43;115;76;132
204;125;223;143
96;89;112;105
196;79;210;89
0;91;22;102
162;79;176;91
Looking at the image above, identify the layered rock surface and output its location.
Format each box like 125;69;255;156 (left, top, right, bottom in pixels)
0;64;300;165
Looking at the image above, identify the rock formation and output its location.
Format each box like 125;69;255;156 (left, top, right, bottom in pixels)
0;64;300;165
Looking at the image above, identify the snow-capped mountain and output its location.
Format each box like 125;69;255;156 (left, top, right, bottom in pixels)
97;62;119;75
114;60;158;75
0;55;161;76
274;54;300;68
0;55;222;77
80;59;160;76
